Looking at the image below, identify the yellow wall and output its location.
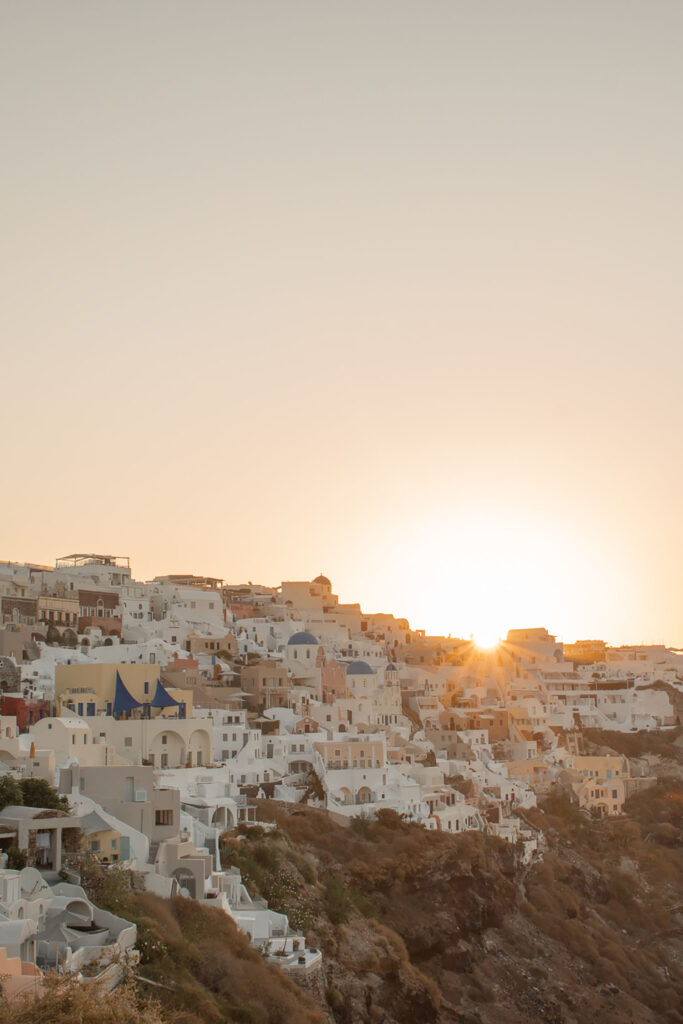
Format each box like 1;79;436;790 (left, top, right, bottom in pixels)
56;663;193;717
574;755;629;779
84;827;121;860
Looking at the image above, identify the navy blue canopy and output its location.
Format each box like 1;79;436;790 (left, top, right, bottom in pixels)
113;671;143;714
150;680;181;708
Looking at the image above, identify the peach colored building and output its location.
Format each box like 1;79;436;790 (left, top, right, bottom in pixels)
313;738;384;770
0;946;43;1000
321;658;350;702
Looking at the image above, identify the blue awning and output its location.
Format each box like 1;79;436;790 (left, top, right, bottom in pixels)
150;680;181;708
113;671;143;714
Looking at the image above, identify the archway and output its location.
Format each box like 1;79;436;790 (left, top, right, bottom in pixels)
150;729;185;768
189;729;211;767
211;806;227;828
172;868;196;898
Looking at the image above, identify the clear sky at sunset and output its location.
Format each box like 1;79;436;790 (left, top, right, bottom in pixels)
2;2;682;646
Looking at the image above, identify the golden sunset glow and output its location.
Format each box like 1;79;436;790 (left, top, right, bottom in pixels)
472;632;501;652
1;3;682;648
359;507;622;645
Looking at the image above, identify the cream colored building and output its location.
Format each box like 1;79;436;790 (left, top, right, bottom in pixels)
31;717;114;768
563;639;607;665
87;715;212;769
573;774;628;816
566;754;644;817
65;764;181;849
37;592;80;631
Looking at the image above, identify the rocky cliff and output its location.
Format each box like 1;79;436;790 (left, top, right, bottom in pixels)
241;778;682;1024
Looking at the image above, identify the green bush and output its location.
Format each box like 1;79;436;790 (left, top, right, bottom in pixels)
350;815;375;839
0;775;69;814
326;986;343;1010
19;777;70;812
287;848;317;885
0;776;24;812
252;841;280;873
6;847;26;870
324;872;352;925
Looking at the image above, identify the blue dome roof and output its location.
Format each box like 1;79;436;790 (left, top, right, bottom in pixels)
346;660;375;676
288;631;319;646
386;662;397;672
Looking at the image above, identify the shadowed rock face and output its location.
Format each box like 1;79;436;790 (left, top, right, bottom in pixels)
243;783;682;1024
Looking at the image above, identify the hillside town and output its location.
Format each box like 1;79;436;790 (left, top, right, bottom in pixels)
0;553;679;999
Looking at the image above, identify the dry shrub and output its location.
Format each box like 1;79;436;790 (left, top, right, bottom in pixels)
0;975;165;1024
136;892;183;943
86;891;326;1024
360;951;380;972
605;870;636;907
366;920;413;969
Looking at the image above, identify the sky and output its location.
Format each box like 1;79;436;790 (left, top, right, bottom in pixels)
2;2;682;647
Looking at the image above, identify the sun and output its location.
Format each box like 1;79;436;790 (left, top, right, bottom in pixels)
471;629;501;651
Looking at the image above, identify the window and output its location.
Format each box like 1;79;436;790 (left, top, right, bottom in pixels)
162;735;167;745
144;681;150;695
124;737;132;747
91;839;101;852
155;810;173;826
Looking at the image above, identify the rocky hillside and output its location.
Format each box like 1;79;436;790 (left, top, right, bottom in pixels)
4;781;680;1024
239;779;682;1024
